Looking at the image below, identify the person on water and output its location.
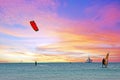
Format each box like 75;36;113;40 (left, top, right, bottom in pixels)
102;53;109;68
102;58;105;68
35;61;37;66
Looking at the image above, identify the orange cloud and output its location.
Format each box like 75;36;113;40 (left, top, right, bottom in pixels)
0;1;120;62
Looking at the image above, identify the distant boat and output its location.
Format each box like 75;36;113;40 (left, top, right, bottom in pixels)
86;57;92;63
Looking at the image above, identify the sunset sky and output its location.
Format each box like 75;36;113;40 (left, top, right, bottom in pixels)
0;0;120;63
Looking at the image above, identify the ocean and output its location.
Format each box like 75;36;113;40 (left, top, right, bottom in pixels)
0;63;120;80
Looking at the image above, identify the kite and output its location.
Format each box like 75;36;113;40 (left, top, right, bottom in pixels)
30;20;39;31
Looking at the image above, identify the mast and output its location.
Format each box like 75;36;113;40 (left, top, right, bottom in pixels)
86;57;92;63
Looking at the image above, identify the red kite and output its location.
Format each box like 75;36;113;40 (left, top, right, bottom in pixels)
30;20;39;31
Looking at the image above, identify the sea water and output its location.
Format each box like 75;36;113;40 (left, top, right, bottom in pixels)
0;63;120;80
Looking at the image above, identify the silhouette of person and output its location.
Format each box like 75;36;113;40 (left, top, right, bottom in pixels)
102;58;105;68
35;61;37;66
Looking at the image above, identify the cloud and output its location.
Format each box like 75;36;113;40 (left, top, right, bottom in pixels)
0;1;120;62
0;0;60;25
85;3;120;28
0;0;61;38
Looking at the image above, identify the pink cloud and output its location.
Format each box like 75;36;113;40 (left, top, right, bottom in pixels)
85;3;120;26
0;1;120;62
0;0;60;26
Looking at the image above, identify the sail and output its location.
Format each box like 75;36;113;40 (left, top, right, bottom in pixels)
86;57;92;63
105;53;109;60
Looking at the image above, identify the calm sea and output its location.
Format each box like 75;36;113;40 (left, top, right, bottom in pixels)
0;63;120;80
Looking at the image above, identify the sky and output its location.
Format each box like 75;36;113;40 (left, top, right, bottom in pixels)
0;0;120;63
